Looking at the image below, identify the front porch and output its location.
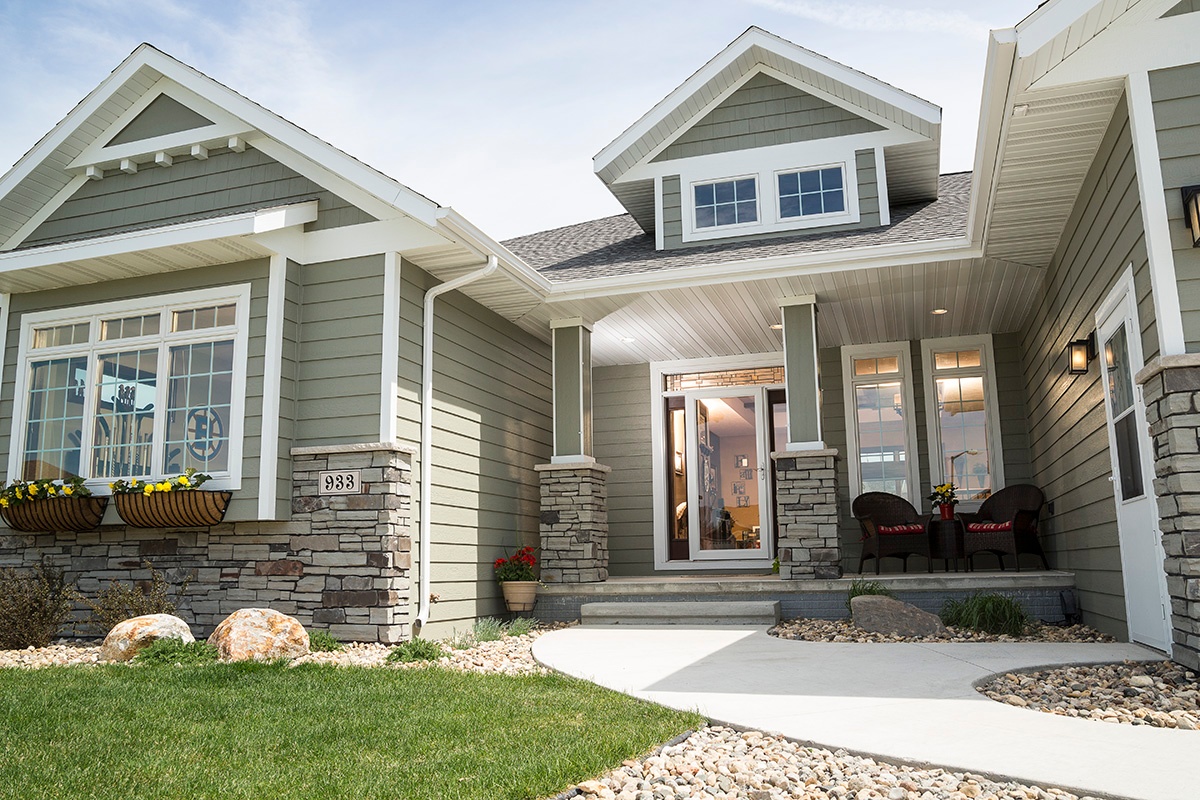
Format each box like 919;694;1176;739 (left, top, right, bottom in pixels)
534;570;1077;624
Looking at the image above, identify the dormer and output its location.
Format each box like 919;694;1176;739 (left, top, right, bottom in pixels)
593;27;943;250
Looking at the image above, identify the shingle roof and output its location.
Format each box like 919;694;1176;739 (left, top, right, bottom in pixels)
503;172;972;283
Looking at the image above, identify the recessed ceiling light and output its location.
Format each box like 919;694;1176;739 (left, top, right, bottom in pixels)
769;323;783;330
931;308;949;315
619;336;637;343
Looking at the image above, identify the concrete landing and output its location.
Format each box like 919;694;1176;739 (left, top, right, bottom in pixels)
581;600;780;626
533;626;1194;800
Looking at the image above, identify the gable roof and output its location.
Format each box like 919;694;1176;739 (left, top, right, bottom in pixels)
504;172;971;284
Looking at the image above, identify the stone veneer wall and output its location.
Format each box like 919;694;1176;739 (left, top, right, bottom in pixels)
1138;356;1200;670
538;462;609;583
773;449;841;579
0;442;413;644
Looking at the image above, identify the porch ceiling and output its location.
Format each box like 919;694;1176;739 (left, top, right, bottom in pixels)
586;257;1044;367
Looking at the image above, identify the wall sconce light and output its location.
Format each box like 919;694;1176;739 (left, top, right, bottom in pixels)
1068;331;1097;375
1182;186;1200;247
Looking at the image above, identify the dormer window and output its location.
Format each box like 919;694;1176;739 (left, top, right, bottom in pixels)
778;166;845;219
694;177;758;228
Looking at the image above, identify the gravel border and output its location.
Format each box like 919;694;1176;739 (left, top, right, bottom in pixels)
770;618;1115;644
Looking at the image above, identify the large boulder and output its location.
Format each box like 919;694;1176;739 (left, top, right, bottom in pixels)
100;613;194;662
207;608;310;662
851;595;947;638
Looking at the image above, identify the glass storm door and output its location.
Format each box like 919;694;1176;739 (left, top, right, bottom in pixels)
1097;289;1171;652
684;389;771;561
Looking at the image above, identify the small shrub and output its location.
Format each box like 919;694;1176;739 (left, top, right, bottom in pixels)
134;638;219;666
505;617;536;637
846;579;894;612
308;630;344;652
387;637;445;663
87;561;190;634
445;628;476;650
0;562;79;649
941;593;1030;636
473;617;505;643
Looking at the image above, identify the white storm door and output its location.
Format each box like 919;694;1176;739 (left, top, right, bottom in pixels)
685;388;771;561
1097;282;1171;652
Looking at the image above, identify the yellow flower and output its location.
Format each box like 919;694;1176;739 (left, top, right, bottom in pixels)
108;483;115;490
0;498;8;508
63;486;74;496
28;484;38;495
179;476;191;487
143;485;154;495
157;482;170;492
45;485;57;496
15;488;23;499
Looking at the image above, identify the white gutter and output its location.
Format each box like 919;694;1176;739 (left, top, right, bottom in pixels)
414;255;499;634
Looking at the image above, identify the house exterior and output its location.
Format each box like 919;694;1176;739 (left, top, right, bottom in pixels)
0;1;1199;665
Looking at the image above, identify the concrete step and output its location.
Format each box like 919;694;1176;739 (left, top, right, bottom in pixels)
580;600;781;626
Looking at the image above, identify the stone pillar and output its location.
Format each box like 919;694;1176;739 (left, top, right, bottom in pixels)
772;449;841;579
537;462;609;583
1138;355;1200;670
290;442;413;644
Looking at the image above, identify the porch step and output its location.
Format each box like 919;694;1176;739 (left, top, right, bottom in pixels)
580;600;781;626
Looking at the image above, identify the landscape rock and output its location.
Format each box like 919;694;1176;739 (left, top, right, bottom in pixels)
207;608;309;662
851;595;947;638
100;614;194;662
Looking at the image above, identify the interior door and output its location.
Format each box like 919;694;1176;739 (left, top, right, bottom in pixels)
1097;287;1171;652
685;388;771;561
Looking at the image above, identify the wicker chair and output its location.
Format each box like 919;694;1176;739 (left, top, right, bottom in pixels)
957;484;1049;571
853;492;931;574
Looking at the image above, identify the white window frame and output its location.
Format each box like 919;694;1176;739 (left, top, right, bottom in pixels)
841;342;921;507
774;162;848;223
920;334;1005;511
689;174;761;233
9;285;251;493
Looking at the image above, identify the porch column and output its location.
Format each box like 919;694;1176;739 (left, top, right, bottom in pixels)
1137;354;1200;670
781;296;824;450
538;319;608;584
774;296;840;579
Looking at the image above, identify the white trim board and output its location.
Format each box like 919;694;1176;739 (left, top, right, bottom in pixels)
258;254;287;519
379;252;402;444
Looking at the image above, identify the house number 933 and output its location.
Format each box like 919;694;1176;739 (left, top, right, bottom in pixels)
318;470;361;495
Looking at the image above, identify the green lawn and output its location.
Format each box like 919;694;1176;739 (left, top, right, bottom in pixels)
0;663;702;799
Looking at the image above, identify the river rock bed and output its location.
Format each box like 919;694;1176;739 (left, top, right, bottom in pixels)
568;726;1098;800
770;618;1113;644
979;659;1200;730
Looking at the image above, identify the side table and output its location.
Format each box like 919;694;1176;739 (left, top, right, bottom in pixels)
928;518;967;572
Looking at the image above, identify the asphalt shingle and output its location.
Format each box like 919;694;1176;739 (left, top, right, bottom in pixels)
503;172;971;283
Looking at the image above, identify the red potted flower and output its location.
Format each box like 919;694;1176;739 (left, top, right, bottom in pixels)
494;545;539;612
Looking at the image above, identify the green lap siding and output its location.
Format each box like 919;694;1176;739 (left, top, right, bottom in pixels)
1150;63;1200;351
396;262;552;637
106;94;214;146
0;259;270;522
594;363;655;576
1018;96;1156;639
21;147;374;249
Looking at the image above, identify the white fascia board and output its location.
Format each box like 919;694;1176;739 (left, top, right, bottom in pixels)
250;217;452;264
434;208;554;297
1014;0;1104;58
1030;12;1200;90
544;236;978;303
593;27;941;179
0;201;316;274
617;126;922;184
0;175;89;251
967;30;1019;249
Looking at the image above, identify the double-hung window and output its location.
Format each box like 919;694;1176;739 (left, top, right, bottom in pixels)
921;336;1004;504
13;287;249;489
842;343;920;503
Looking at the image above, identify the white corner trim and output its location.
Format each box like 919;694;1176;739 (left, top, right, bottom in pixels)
258;254;287;520
1126;72;1187;357
0;175;89;252
379;252;402;443
654;175;664;251
875;146;891;227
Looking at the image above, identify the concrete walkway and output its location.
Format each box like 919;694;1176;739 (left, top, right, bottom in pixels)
533;626;1197;800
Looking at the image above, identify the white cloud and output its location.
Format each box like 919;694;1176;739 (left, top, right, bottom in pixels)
744;0;992;39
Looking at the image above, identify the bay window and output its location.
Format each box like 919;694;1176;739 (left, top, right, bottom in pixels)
12;287;249;489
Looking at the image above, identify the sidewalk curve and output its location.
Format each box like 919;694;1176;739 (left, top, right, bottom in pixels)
533;626;1196;800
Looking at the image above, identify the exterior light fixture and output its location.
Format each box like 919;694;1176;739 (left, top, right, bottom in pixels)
1068;331;1096;375
931;308;948;315
1182;186;1200;247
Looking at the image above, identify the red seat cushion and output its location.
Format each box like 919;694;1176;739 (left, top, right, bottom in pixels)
877;523;924;535
967;521;1012;533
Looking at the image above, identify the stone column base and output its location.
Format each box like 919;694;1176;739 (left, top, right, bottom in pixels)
772;449;841;580
537;462;609;583
1138;356;1200;670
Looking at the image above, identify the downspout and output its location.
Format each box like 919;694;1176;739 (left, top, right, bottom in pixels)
414;255;499;634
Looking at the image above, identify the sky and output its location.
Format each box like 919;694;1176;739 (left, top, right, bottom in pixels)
0;0;1040;241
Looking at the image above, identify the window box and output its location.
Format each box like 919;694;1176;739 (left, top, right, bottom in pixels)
113;489;232;528
0;496;108;533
